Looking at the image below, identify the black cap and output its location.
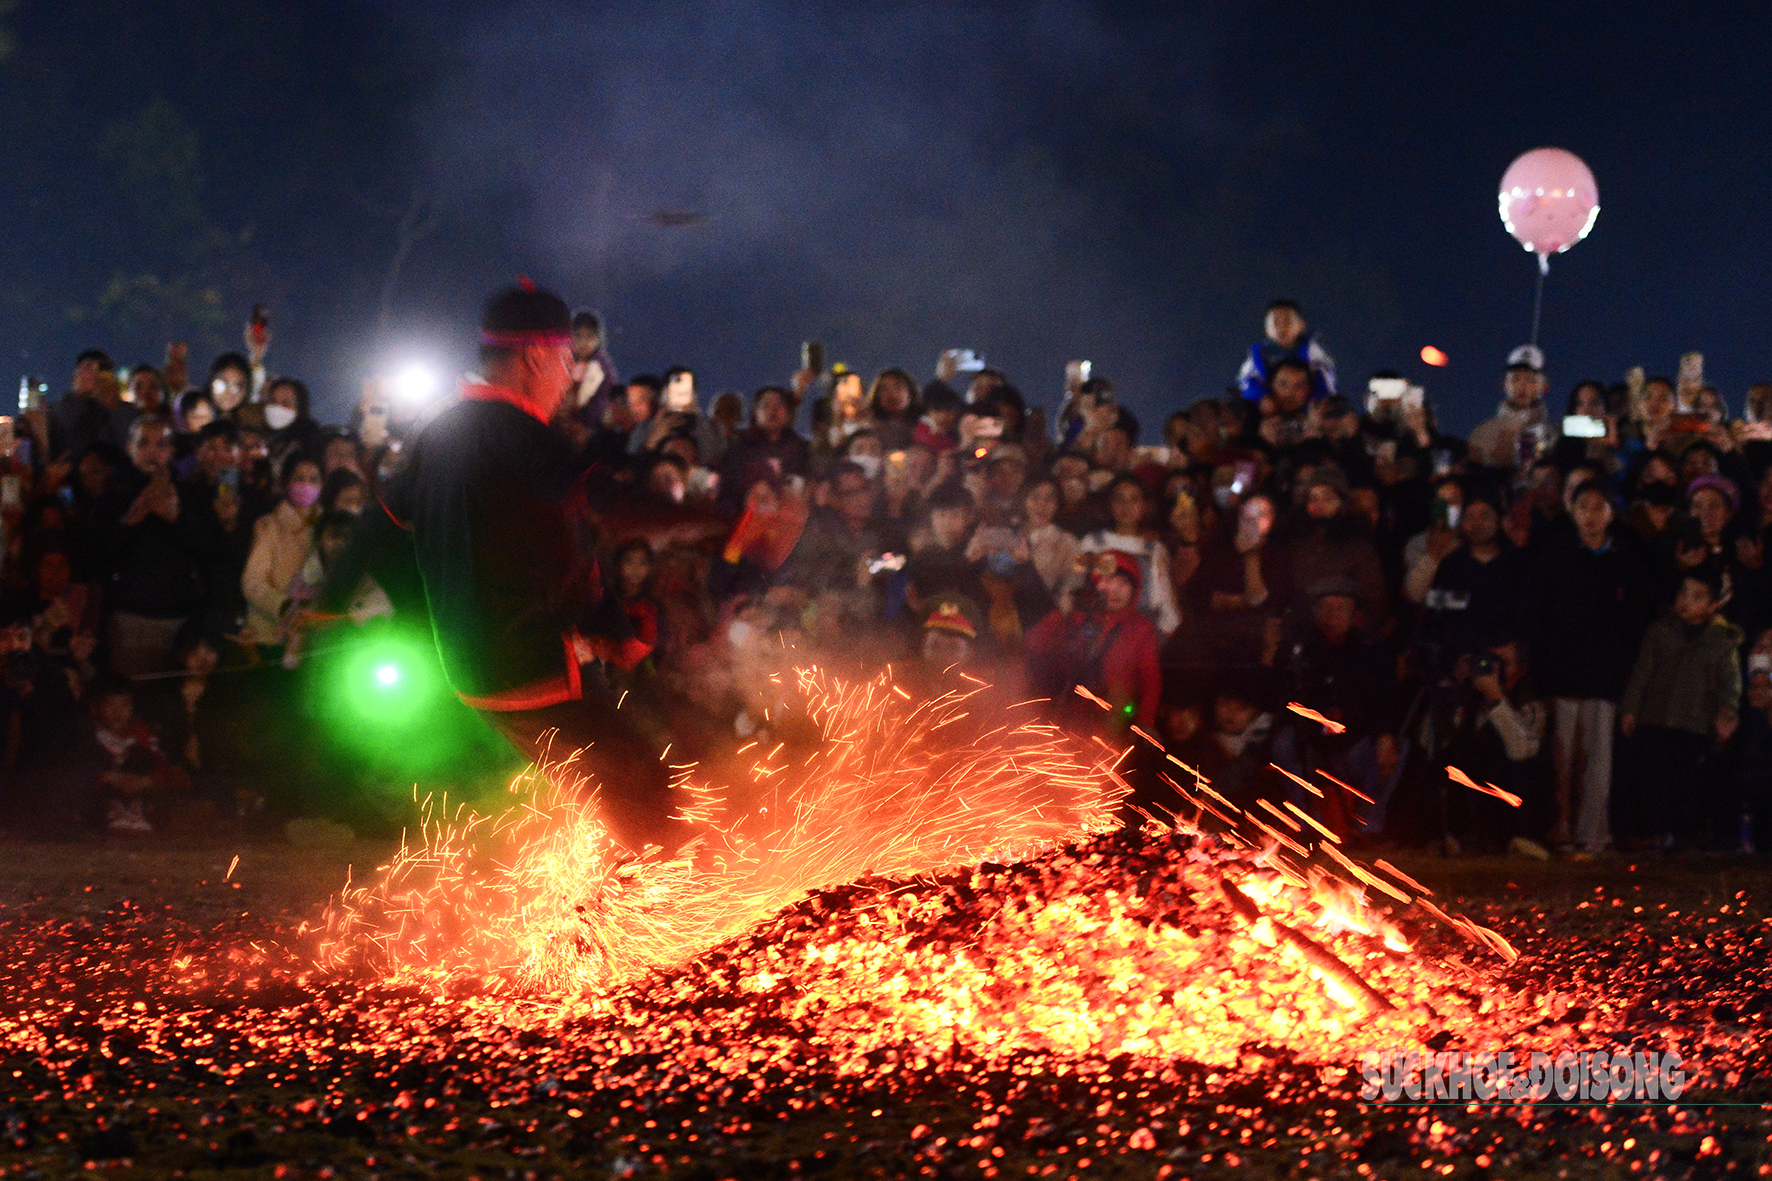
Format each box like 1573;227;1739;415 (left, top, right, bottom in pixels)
481;280;571;345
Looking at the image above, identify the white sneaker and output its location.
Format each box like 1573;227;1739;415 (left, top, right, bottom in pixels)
107;798;153;834
1508;836;1551;861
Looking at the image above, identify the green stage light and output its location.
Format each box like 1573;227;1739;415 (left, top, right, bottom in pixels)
324;629;439;730
302;622;520;815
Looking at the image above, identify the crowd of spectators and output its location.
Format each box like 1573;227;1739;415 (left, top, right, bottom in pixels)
6;298;1772;860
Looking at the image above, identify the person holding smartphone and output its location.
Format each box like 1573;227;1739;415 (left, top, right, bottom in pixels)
1017;478;1082;606
177;420;252;635
1548;379;1624;475
812;368;872;460
716;386;810;511
1026;550;1162;733
1468;346;1551;472
90;416;213;677
1174;490;1281;671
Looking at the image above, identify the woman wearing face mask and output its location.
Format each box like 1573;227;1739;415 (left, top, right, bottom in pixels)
840;429;885;480
240;453;323;647
260;377;324;470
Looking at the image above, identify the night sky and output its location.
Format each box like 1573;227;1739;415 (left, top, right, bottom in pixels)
1;2;1766;432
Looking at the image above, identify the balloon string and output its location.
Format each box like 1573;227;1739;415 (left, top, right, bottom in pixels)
1529;260;1547;348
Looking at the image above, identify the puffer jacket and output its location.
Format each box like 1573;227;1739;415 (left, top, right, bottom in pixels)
241;500;316;645
1621;610;1743;736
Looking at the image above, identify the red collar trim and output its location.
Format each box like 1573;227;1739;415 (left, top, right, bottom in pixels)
462;381;551;425
456;635;583;712
378;489;410;531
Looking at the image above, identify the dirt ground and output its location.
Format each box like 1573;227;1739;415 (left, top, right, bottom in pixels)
4;832;1772;1179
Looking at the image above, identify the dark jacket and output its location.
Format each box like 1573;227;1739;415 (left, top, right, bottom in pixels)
353;386;630;707
1526;531;1653;701
1284;515;1389;629
90;471;213;619
904;544;989;614
1283;628;1400;743
1422;545;1526;657
718;427;811;507
178;474;254;633
777;510;884;596
50;393;136;460
1622;611;1743;737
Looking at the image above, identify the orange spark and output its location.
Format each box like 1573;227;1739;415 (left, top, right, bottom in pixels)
1446;765;1523;807
1286;703;1345;733
1074;685;1113;712
1256;797;1304;832
1374;858;1434;898
321;668;1125;992
1268;762;1327;798
1315;769;1375;805
1282;800;1342;844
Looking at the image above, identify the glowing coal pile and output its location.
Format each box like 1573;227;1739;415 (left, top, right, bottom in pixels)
320;669;1125;991
607;832;1541;1076
315;666;1545;1076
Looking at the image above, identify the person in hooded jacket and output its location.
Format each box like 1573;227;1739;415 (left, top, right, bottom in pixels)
1282;464;1388;635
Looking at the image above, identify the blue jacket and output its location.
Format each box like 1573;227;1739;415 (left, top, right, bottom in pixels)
1236;332;1337;402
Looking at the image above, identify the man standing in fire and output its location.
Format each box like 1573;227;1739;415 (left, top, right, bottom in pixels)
326;281;686;856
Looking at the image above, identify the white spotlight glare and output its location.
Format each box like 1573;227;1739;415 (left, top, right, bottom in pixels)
392;363;440;404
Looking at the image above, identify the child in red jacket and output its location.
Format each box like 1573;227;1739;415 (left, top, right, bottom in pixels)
88;679;187;834
1026;550;1162;732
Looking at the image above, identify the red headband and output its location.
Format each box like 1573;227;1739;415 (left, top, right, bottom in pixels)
481;330;572;348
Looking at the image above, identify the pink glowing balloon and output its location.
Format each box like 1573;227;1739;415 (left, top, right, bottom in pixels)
1498;148;1599;271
